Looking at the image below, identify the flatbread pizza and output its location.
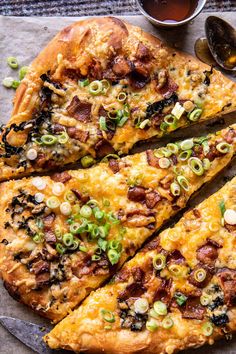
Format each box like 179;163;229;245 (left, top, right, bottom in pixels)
0;123;235;323
45;176;236;354
1;17;236;181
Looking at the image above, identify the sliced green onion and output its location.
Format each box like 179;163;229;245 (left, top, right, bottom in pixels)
56;243;66;255
168;264;185;277
62;233;74;247
80;205;92;218
19;66;28;80
103;199;110;207
2;77;14;88
188;157;204;176
87;199;99;207
202;322;214;336
193;268;207;282
55;225;62;239
219;200;226;217
33;233;44;244
91;225;100;239
160;122;168;132
101;154;120;162
216;142;231;154
58;131;69;144
92;254;101;261
79;78;89;87
149;308;159;319
12;80;20;89
134;298;149;314
68;239;80;250
98;224;110;238
203;158;211;170
107;249;120;265
35;217;44;229
153;301;167;316
177;175;189;191
79;244;88;252
174;292;187;306
101;309;115;323
60;202;72;216
166;143;179;155
170;182;181;196
89;80;103;95
46;196;60;209
146;318;159;332
108;240;122;252
117;115;129;127
154;147;172;158
178;149;192;161
159;157;171;169
117;92;127;102
99;116;107;131
162;316;174;329
180;139;194;150
98;238;108;251
101;79;110;93
104;325;112;330
64;190;76;202
81;155;95;168
171;102;185;119
139;119;150;129
7;56;18;69
163;114;177;127
41;134;58;145
188;108;203;121
200;294;211;306
107;212;120;224
70;222;82;234
153;254;166;270
94;209;104;220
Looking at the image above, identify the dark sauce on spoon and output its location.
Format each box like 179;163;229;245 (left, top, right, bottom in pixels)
141;0;199;23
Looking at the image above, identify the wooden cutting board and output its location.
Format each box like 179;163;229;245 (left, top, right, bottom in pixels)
0;13;236;354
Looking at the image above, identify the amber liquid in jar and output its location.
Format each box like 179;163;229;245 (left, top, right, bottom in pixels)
141;0;199;23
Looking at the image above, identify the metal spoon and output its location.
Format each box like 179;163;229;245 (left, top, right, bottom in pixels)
205;16;236;71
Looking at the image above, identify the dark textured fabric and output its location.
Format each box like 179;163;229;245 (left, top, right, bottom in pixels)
0;0;235;16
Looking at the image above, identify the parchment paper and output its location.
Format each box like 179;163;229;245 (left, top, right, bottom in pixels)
0;14;236;354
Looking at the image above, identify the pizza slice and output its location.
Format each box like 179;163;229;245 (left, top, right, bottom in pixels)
0;123;235;323
45;175;236;354
1;17;236;181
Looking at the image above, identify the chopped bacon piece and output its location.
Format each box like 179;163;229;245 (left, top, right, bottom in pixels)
109;159;120;173
35;153;47;168
225;223;236;235
31;259;50;275
192;208;201;218
188;264;212;288
52;123;65;133
159;77;179;99
51;171;71;183
71;189;90;204
112;56;132;77
67;127;89;142
206;144;222;161
154;279;172;305
132;267;145;283
167;250;185;264
94;139;115;158
181;297;205;320
63;68;82;81
44;230;57;244
197;242;219;265
136;42;152;61
67;96;92;122
146;150;159;168
143;238;160;252
224;128;236;144
129;61;150;90
127;186;146;203
89;60;102;80
43;213;55;229
118;282;147;301
145;191;161;209
217;268;236;306
35;272;50;287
